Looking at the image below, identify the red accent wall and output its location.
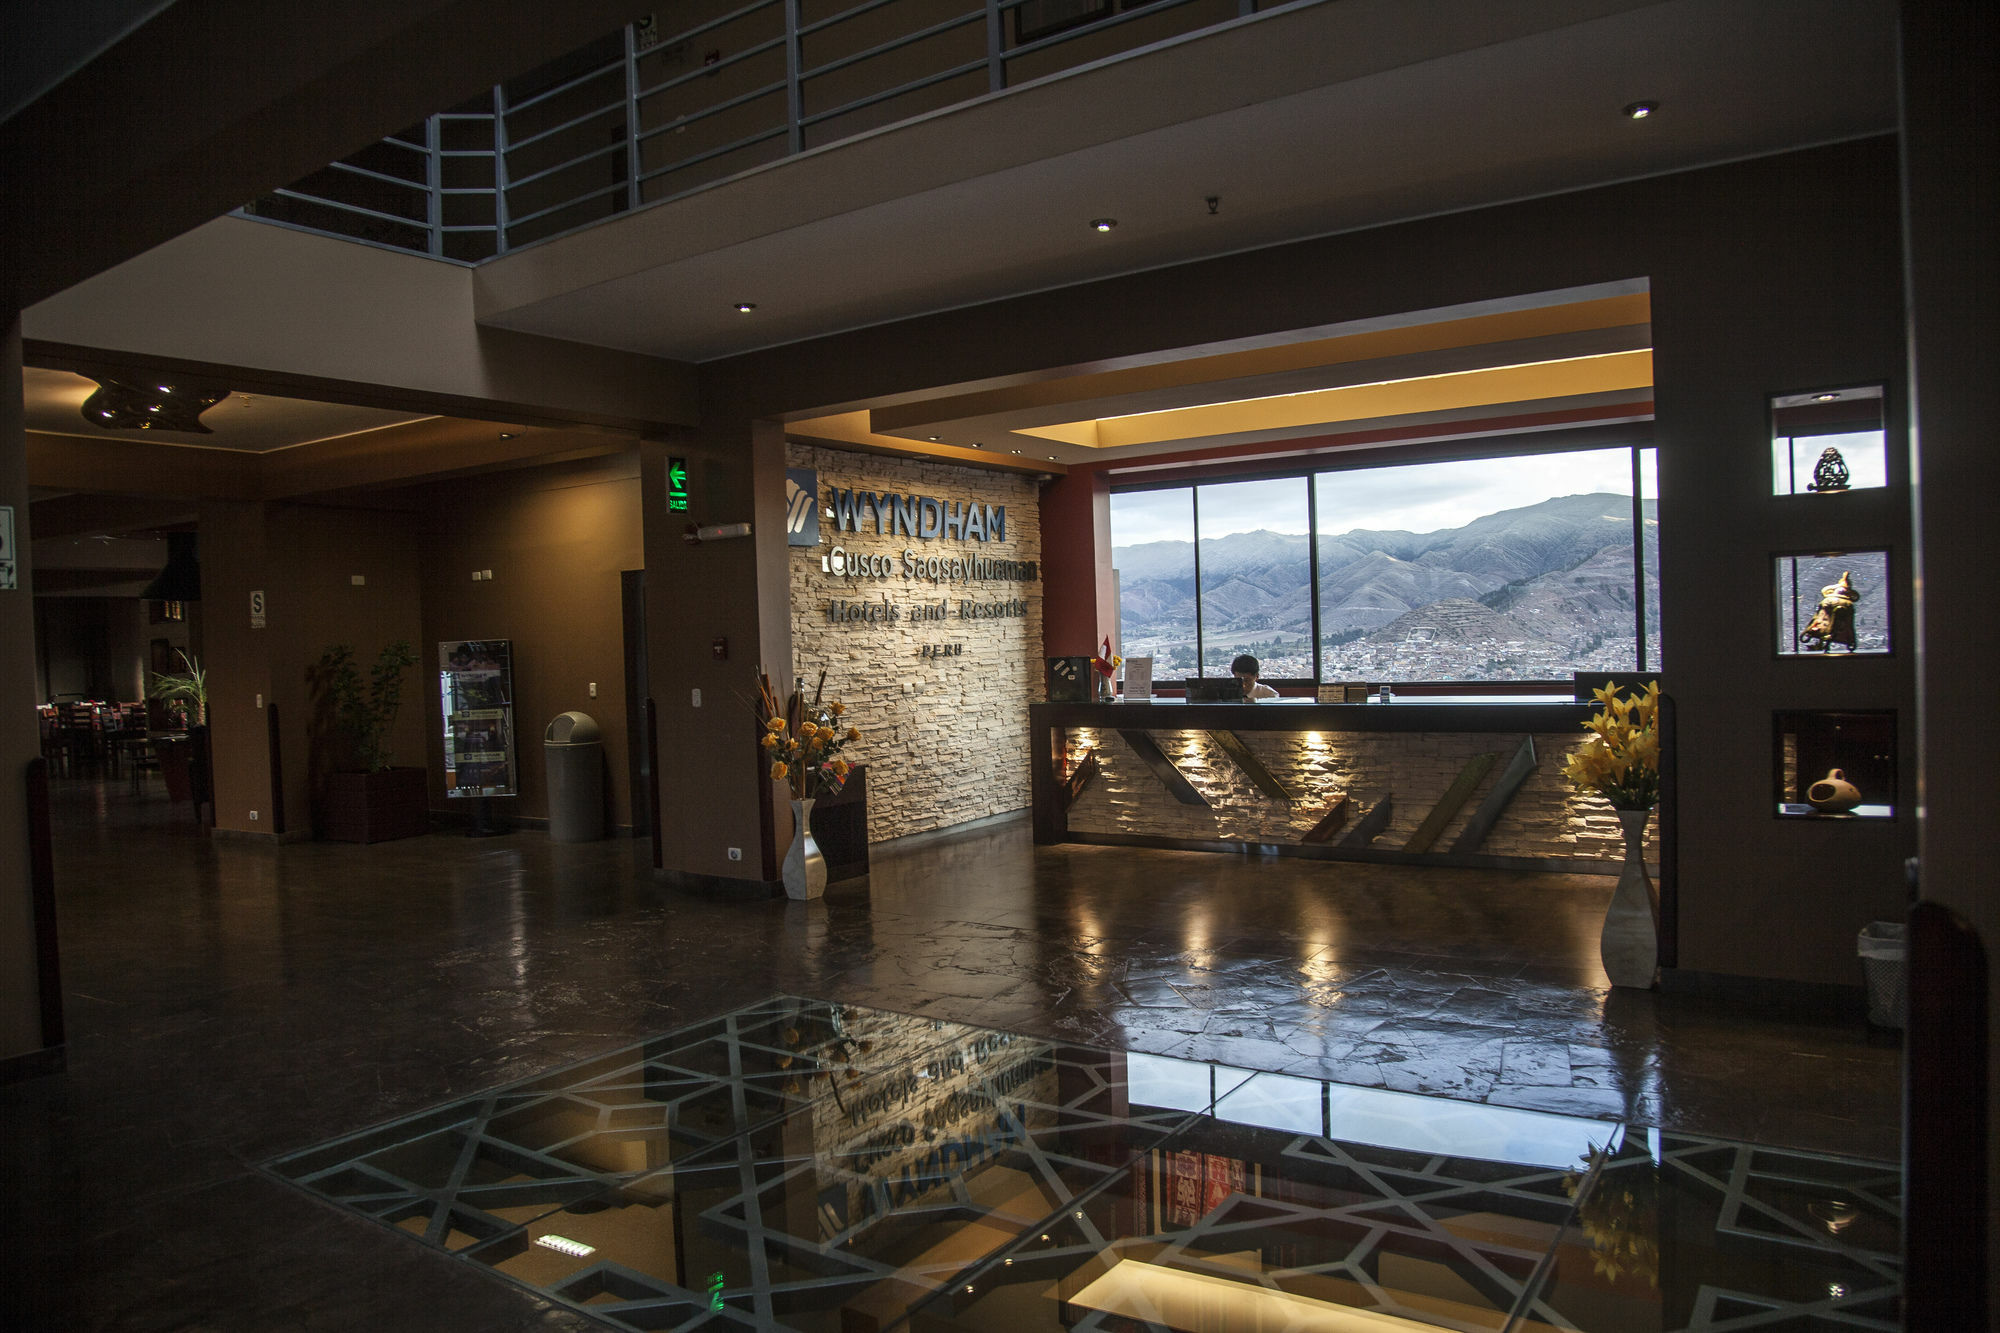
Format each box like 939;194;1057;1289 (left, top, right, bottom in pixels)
1039;470;1112;659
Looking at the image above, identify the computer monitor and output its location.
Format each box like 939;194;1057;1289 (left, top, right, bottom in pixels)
1183;677;1243;703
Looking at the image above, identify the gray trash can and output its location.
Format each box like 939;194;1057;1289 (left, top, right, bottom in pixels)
1857;921;1906;1028
545;711;604;843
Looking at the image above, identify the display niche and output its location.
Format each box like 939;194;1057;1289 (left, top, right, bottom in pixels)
1771;384;1886;496
1775;550;1890;656
1774;710;1895;819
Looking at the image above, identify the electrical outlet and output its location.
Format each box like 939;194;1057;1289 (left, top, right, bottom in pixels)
481;569;493;580
248;810;259;821
588;682;597;698
691;688;702;707
255;693;263;709
727;847;742;861
351;574;366;586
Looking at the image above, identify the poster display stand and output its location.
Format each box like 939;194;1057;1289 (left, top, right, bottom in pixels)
440;641;516;836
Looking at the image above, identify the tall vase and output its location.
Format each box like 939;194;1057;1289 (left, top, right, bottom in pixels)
1601;807;1658;989
783;797;826;901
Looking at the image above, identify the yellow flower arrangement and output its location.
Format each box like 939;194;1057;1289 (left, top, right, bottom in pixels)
1563;1145;1659;1288
1562;680;1661;811
754;666;861;800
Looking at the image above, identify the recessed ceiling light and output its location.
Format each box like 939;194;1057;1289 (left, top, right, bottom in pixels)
534;1234;596;1257
499;432;517;439
733;302;757;313
1813;393;1839;402
926;435;939;441
1009;449;1022;455
1623;100;1658;120
1090;218;1117;232
1047;455;1057;460
970;443;984;449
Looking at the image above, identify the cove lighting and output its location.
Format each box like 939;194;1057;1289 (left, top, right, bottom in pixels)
1623;100;1658;119
1090;217;1117;232
534;1234;596;1257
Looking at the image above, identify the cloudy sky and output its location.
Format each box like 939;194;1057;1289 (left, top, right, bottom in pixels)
1109;447;1654;546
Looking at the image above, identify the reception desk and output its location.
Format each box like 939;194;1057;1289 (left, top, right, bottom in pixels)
1029;699;1660;875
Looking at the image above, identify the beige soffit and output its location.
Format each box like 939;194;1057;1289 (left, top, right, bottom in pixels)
1022;349;1654;449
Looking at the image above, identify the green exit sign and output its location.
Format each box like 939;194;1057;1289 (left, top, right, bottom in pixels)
667;457;690;512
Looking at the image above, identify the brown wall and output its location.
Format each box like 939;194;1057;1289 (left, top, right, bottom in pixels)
700;138;1916;987
642;426;798;883
198;464;643;837
417;454;644;826
202;501;428;837
33;597;188;704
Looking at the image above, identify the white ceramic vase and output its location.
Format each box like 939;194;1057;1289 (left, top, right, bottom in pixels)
1601;807;1659;989
783;797;826;901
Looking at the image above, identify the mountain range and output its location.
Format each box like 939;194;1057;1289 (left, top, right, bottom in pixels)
1113;492;1659;669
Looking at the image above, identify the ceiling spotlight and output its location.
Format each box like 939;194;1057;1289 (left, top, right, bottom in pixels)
80;376;230;433
733;301;757;313
1090;218;1117;232
927;435;939;441
1814;392;1839;402
970;443;984;449
1047;455;1057;460
1009;449;1022;455
1623;100;1658;120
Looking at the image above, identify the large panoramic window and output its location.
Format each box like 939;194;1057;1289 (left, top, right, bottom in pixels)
1111;443;1660;684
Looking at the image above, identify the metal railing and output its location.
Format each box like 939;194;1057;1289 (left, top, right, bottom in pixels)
238;0;1269;264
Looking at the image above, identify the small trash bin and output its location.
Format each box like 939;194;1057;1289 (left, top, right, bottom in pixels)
544;711;604;843
1857;921;1906;1029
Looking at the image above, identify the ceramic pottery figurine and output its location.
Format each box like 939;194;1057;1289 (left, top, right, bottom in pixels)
1799;570;1860;653
1807;446;1851;492
1806;768;1863;814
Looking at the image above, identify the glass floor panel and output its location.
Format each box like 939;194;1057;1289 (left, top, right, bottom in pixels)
266;995;1903;1332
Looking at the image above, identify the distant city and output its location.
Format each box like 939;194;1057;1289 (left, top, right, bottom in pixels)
1113;492;1662;682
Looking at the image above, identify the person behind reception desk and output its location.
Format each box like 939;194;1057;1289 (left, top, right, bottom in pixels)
1231;654;1280;701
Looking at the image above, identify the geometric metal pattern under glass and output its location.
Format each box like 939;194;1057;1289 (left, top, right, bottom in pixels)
267;996;1901;1332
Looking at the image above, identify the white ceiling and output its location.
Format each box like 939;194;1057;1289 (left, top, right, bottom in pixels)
472;0;1897;364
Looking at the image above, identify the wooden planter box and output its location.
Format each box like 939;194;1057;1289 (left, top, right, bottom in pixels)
320;766;430;843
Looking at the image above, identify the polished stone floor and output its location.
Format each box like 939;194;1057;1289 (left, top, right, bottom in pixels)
2;779;1901;1331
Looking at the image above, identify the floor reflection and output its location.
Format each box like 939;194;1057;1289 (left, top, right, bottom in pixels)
270;995;1900;1332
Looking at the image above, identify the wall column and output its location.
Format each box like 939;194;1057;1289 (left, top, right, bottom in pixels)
197;500;279;837
0;308;49;1062
1902;0;1999;1310
1039;468;1113;661
641;421;795;884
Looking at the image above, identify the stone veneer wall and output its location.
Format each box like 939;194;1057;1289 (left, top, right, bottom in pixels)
788;441;1043;842
1061;725;1658;864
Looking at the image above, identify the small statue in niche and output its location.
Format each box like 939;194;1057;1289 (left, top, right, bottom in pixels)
1799;569;1861;653
1806;446;1852;492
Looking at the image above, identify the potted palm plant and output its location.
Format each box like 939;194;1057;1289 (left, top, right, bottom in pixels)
146;650;212;818
147;649;206;727
308;640;426;843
